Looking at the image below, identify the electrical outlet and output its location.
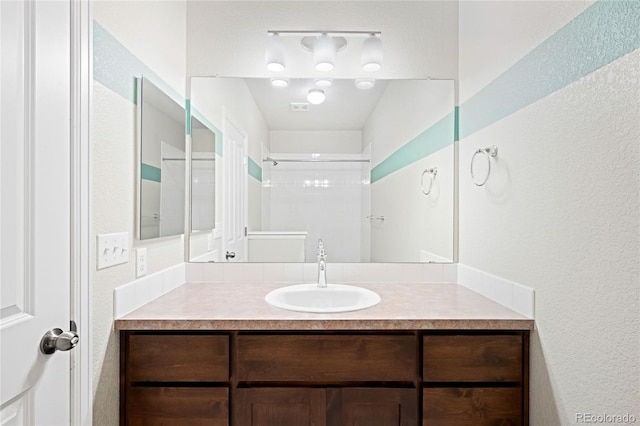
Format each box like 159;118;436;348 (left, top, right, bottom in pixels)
96;232;129;270
136;248;147;277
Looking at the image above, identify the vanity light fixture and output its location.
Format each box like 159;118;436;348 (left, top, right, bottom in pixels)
313;33;336;72
265;30;382;73
265;33;286;72
361;35;383;72
270;77;289;87
307;88;325;105
314;78;333;88
355;78;375;89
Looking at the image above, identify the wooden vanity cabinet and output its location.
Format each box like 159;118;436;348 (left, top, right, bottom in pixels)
120;330;528;425
120;332;230;425
422;331;529;426
233;333;418;425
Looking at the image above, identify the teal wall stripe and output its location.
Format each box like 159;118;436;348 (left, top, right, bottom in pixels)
371;111;455;183
372;0;639;183
459;0;640;139
454;106;460;142
185;100;192;135
191;107;224;156
93;20;185;108
141;163;161;183
248;157;263;182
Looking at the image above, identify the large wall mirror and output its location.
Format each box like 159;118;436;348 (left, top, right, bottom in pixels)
187;77;455;263
136;76;186;240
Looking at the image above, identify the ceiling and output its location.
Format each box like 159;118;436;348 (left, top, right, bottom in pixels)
186;1;458;79
186;2;458;131
244;78;389;130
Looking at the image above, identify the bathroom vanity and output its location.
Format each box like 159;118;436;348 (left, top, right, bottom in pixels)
116;283;532;425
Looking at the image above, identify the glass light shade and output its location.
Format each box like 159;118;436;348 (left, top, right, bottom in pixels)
265;34;286;72
313;34;336;72
355;78;375;89
307;89;325;104
314;78;333;88
362;36;382;72
271;78;289;87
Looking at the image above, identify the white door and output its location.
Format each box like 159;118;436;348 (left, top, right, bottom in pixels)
222;117;247;262
1;1;74;425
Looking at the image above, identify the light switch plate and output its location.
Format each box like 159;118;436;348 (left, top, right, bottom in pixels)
136;248;147;277
96;232;129;270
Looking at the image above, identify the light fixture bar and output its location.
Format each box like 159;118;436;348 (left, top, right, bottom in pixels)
267;30;381;37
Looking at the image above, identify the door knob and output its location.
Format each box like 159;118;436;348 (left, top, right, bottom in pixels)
225;251;236;260
40;328;79;355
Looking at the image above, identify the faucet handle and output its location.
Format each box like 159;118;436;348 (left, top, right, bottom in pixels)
317;239;326;257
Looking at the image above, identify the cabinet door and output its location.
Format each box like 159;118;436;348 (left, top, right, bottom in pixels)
327;388;418;426
234;388;326;426
423;387;522;426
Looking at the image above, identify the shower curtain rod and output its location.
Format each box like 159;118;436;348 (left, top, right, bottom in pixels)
162;157;215;161
263;157;370;164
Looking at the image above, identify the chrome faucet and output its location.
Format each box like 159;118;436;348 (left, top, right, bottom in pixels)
317;239;327;288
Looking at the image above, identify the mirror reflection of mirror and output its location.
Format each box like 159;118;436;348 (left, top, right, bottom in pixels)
187;77;455;263
190;115;216;232
137;76;186;240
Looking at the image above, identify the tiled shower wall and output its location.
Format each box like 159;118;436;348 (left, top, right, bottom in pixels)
263;153;370;262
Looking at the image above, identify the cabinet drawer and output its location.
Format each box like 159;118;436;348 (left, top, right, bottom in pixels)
126;387;228;426
236;334;416;382
423;334;522;382
127;334;229;382
423;387;522;426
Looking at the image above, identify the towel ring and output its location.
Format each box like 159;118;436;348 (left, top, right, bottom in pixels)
471;145;498;186
421;167;438;195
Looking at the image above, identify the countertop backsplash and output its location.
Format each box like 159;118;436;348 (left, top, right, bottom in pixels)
114;262;534;321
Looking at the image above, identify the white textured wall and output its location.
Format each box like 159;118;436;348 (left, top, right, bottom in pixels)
365;80;455;262
459;2;639;424
270;130;362;154
91;1;186;425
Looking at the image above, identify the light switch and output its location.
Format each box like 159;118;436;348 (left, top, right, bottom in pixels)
96;232;129;270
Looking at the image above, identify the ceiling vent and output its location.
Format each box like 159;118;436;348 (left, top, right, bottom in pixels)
290;102;310;112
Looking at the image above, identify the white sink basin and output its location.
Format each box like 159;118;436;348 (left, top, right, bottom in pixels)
265;284;381;313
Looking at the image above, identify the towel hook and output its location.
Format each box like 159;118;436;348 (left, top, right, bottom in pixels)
421;167;438;195
471;145;498;186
